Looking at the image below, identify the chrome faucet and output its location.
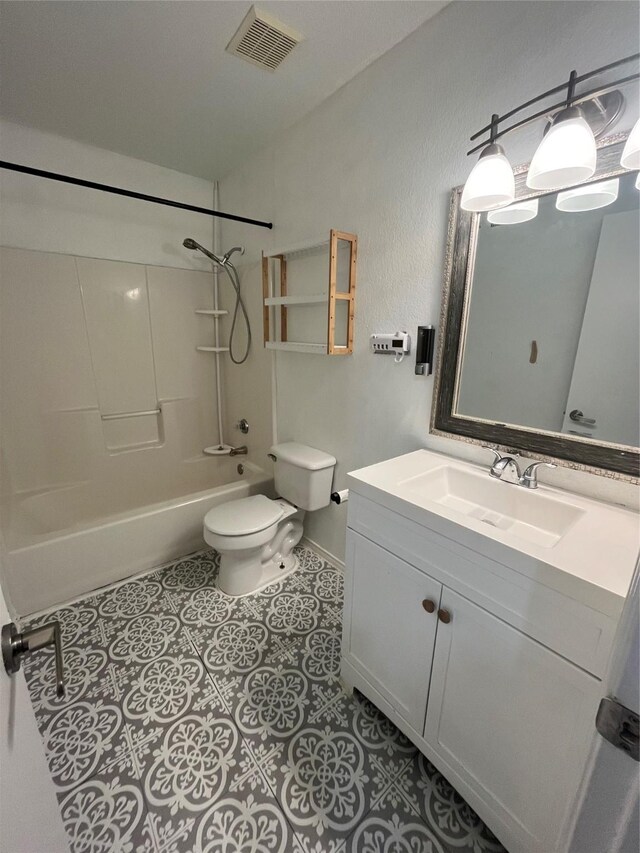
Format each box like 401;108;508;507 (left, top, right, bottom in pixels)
229;445;248;457
483;447;556;489
484;447;521;485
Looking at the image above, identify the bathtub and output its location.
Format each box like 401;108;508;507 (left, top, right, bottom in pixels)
2;458;272;617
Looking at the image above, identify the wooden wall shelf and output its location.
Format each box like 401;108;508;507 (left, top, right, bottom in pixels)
264;294;327;307
262;229;357;355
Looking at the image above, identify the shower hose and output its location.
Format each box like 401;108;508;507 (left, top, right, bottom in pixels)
223;261;252;365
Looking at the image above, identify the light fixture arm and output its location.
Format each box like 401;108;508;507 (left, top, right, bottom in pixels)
565;69;578;108
489;113;499;143
468;53;639;156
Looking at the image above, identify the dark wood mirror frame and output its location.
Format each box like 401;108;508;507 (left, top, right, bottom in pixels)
431;133;640;480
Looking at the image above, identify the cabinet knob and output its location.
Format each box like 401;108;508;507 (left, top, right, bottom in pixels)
421;598;435;614
438;608;452;624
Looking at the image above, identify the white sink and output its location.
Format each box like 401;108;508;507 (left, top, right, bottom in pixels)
398;465;583;549
346;448;639;610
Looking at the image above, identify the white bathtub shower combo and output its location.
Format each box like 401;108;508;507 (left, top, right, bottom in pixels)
0;245;276;616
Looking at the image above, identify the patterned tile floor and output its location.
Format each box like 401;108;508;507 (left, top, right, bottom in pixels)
23;544;507;853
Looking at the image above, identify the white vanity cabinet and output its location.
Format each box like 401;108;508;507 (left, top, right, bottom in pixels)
423;586;601;853
345;533;442;732
341;492;617;853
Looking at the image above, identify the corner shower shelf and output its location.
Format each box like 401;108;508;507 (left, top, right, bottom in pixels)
203;444;233;456
196;346;230;353
195;309;228;316
262;229;357;355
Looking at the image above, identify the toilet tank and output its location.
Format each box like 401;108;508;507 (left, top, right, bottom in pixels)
270;442;336;511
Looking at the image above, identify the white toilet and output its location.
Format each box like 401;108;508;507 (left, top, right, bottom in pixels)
203;442;336;596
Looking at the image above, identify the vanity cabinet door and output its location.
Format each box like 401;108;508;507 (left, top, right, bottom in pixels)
424;588;601;853
343;531;442;733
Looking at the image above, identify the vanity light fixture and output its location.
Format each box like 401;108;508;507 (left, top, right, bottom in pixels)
527;103;597;190
464;54;639;201
487;198;538;225
620;117;640;169
461;115;515;212
555;178;619;212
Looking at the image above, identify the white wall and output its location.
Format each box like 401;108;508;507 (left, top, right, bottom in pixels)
0;119;214;269
219;0;640;563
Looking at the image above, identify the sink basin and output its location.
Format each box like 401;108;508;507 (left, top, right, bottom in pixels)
347;448;639;611
397;464;584;548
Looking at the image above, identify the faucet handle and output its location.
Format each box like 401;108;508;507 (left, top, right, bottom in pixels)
482;446;502;464
521;461;557;489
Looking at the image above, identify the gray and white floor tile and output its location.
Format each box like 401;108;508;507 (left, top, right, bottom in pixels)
57;752;148;853
23;544;507;853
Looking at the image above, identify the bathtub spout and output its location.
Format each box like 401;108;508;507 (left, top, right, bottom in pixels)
229;445;248;457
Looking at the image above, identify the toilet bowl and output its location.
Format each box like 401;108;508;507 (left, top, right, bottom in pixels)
204;496;303;596
203;442;336;596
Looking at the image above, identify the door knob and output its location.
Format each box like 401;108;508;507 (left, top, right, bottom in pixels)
2;620;65;698
437;608;452;624
422;599;436;613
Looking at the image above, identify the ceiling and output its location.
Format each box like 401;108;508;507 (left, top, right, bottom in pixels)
0;1;448;180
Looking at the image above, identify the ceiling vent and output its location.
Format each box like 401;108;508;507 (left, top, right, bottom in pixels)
226;6;303;72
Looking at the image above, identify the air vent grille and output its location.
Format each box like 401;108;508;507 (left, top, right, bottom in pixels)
226;6;303;71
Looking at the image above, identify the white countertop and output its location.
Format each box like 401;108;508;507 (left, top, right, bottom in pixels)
347;449;639;616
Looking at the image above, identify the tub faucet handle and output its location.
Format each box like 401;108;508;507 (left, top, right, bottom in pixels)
2;620;65;698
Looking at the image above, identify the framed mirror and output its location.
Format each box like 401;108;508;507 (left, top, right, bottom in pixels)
431;134;639;479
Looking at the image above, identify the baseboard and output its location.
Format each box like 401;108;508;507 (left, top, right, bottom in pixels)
300;536;345;572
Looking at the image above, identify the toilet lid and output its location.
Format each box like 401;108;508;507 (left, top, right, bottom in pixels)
204;495;285;536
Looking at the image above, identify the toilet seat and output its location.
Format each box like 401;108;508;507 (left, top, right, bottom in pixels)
204;495;285;537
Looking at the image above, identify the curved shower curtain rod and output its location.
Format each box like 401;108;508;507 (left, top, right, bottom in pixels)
0;160;273;230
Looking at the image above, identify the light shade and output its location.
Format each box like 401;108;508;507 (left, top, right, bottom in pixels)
527;106;597;190
487;198;539;225
621;117;640;170
556;178;619;212
461;143;515;212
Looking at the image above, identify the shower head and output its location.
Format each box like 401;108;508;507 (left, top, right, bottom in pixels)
182;238;244;267
182;237;224;266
